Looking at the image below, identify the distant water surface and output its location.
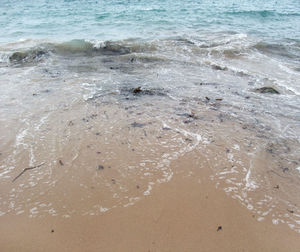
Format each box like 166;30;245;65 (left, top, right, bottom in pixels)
0;0;300;42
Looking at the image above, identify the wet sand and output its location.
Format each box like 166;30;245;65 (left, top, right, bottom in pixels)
1;151;300;252
1;98;300;251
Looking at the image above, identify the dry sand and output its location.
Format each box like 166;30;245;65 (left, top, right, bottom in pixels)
1;151;300;252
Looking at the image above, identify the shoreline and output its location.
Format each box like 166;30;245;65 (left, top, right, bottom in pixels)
1;31;300;251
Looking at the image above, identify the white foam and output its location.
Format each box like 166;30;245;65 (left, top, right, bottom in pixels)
233;144;240;151
30;207;38;215
15;128;28;147
257;217;265;222
100;207;109;213
247;204;254;210
16;210;24;215
143;183;153;196
245;161;258;190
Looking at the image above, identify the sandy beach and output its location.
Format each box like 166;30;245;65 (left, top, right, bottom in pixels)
1;151;300;252
1;4;300;247
1;99;300;251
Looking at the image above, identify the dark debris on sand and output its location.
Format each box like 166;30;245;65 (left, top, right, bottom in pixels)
97;165;104;170
118;86;167;100
131;122;146;128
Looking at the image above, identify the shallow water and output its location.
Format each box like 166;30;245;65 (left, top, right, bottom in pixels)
1;0;300;233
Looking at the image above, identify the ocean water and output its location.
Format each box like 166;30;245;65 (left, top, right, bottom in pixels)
0;0;300;42
1;0;300;232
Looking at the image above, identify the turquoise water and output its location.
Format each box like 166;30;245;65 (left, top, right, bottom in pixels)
1;0;300;42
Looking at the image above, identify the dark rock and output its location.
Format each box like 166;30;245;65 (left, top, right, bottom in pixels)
59;160;64;166
110;66;119;70
212;64;228;71
187;112;197;119
217;226;222;231
133;87;142;94
255;87;280;94
51;229;54;233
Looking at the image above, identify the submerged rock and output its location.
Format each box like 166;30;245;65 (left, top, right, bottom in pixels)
211;64;228;71
132;87;165;96
255;87;280;94
9;49;48;64
119;86;167;99
9;52;28;62
100;41;131;55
